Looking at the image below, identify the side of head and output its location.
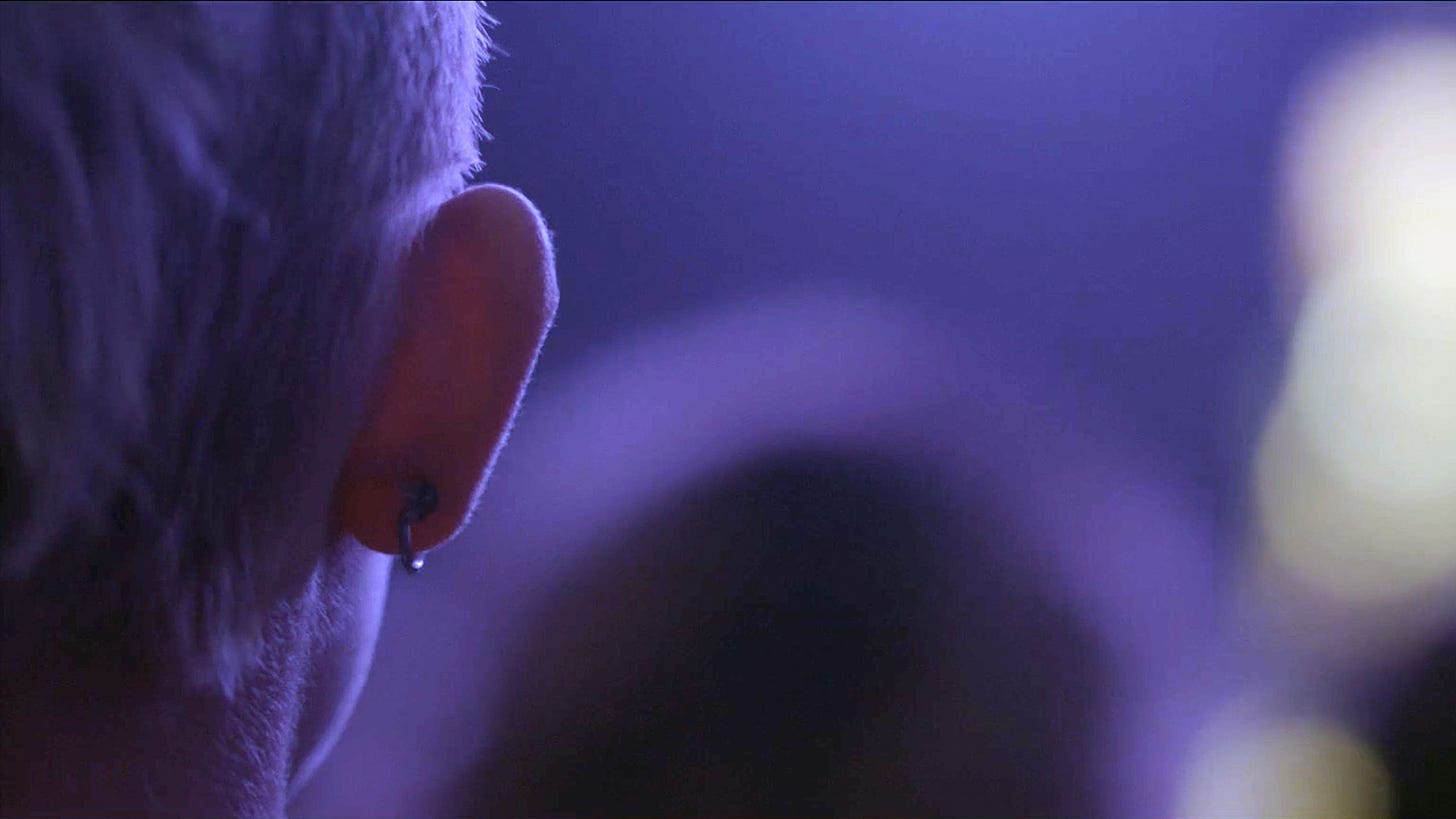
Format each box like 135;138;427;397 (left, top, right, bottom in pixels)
1;2;553;696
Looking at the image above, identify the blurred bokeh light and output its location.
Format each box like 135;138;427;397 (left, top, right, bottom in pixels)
1177;707;1392;819
1257;30;1456;626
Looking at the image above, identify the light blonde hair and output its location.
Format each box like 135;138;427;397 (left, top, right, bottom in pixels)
0;2;489;690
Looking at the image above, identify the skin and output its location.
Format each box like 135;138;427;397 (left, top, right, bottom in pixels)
336;185;560;558
0;184;557;818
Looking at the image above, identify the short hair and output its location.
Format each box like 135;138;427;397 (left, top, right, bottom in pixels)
0;2;490;691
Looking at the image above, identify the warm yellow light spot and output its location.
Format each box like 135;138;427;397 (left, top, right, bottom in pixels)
1177;713;1392;819
1256;31;1456;610
1287;276;1456;507
1283;31;1456;291
1256;406;1456;608
1256;273;1456;606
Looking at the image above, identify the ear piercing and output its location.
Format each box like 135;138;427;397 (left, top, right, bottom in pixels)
397;478;439;574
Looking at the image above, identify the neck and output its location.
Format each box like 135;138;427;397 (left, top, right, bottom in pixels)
1;618;309;818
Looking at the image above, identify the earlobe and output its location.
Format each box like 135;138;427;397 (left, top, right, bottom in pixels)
334;185;557;562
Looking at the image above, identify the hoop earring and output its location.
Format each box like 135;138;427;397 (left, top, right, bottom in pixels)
397;478;439;574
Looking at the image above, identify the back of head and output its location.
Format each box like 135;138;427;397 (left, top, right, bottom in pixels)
464;448;1101;817
0;2;489;690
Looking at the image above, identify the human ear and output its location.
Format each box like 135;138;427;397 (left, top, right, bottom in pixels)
333;184;557;560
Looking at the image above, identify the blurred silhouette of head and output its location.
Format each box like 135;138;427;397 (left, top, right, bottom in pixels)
461;447;1101;817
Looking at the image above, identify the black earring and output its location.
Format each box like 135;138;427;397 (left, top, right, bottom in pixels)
397;478;439;574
